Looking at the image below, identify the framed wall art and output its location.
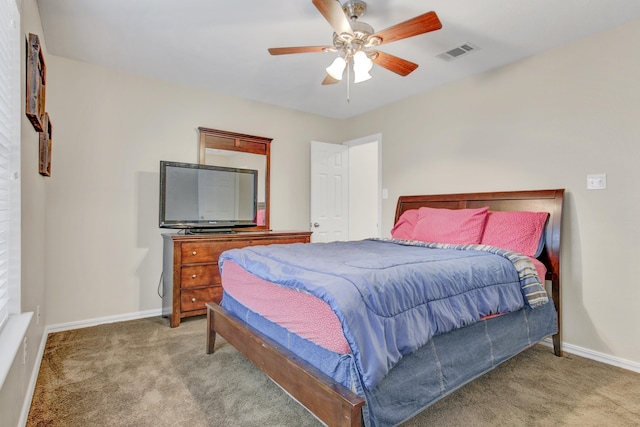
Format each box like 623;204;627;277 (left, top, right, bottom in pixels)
26;33;46;132
39;113;52;176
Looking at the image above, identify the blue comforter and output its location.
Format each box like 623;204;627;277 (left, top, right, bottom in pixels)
219;239;546;390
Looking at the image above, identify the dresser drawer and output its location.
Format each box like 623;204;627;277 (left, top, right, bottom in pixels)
181;287;222;312
180;265;220;288
181;241;248;264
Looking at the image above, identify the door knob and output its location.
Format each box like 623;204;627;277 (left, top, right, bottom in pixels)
313;222;320;228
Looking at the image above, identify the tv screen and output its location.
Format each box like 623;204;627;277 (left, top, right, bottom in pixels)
159;161;258;231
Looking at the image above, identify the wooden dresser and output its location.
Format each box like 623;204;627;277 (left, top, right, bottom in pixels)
162;230;311;327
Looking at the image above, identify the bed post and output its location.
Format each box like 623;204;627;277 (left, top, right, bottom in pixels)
547;189;564;357
206;304;217;354
551;272;562;357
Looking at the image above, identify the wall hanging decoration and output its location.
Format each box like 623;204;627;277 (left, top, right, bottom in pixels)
38;113;52;176
26;33;46;132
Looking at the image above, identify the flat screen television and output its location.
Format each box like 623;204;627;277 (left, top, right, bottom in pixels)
159;160;258;232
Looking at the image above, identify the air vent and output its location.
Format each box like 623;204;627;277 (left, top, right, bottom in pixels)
435;43;480;62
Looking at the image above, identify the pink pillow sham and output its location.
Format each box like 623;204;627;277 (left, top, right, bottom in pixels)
411;206;489;244
390;209;420;240
480;210;549;257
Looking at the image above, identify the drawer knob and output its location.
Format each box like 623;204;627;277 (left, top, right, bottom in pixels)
192;274;197;279
192;251;197;256
191;297;196;302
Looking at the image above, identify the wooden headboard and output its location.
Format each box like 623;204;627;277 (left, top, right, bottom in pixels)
395;189;565;355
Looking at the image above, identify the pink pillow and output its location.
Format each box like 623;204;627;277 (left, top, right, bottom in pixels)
480;211;549;257
412;206;489;244
390;209;419;240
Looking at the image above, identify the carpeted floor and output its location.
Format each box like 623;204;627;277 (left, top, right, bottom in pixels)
26;316;640;426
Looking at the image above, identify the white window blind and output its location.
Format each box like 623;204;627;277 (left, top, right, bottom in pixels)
0;0;20;331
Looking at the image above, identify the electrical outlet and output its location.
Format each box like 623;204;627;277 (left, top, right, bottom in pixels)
23;337;28;364
587;173;607;190
37;304;40;325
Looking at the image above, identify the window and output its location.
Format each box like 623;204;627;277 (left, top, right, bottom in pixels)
0;0;25;389
0;0;20;332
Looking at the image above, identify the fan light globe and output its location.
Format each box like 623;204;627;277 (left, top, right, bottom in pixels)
353;69;372;83
353;51;373;70
326;57;347;80
353;51;373;83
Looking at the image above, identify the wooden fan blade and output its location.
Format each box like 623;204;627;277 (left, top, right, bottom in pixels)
268;46;332;55
372;51;418;76
373;11;442;45
322;74;340;85
312;0;354;37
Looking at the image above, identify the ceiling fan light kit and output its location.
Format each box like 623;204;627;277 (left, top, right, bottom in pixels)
268;0;442;88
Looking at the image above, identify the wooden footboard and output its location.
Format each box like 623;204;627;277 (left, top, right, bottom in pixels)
206;302;365;427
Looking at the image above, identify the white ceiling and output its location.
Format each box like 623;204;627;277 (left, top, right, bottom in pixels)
37;0;640;119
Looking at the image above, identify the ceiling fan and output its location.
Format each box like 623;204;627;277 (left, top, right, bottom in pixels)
268;0;442;85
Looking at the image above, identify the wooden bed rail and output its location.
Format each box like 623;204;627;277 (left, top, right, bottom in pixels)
206;302;365;427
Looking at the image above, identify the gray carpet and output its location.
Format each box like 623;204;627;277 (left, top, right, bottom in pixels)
27;316;640;426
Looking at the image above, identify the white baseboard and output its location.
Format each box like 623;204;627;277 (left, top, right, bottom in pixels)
45;308;163;334
541;338;640;373
18;308;163;427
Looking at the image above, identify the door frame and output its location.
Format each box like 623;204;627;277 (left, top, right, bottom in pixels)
343;133;382;238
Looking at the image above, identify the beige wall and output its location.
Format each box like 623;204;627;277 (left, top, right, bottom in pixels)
348;20;640;365
42;56;347;325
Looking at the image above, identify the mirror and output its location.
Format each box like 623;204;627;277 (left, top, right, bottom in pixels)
198;127;271;230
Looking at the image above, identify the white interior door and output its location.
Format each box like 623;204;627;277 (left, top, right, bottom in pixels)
310;141;349;243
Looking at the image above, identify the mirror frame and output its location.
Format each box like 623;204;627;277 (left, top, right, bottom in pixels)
198;127;271;230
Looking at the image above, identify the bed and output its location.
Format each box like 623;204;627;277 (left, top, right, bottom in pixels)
206;189;564;427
